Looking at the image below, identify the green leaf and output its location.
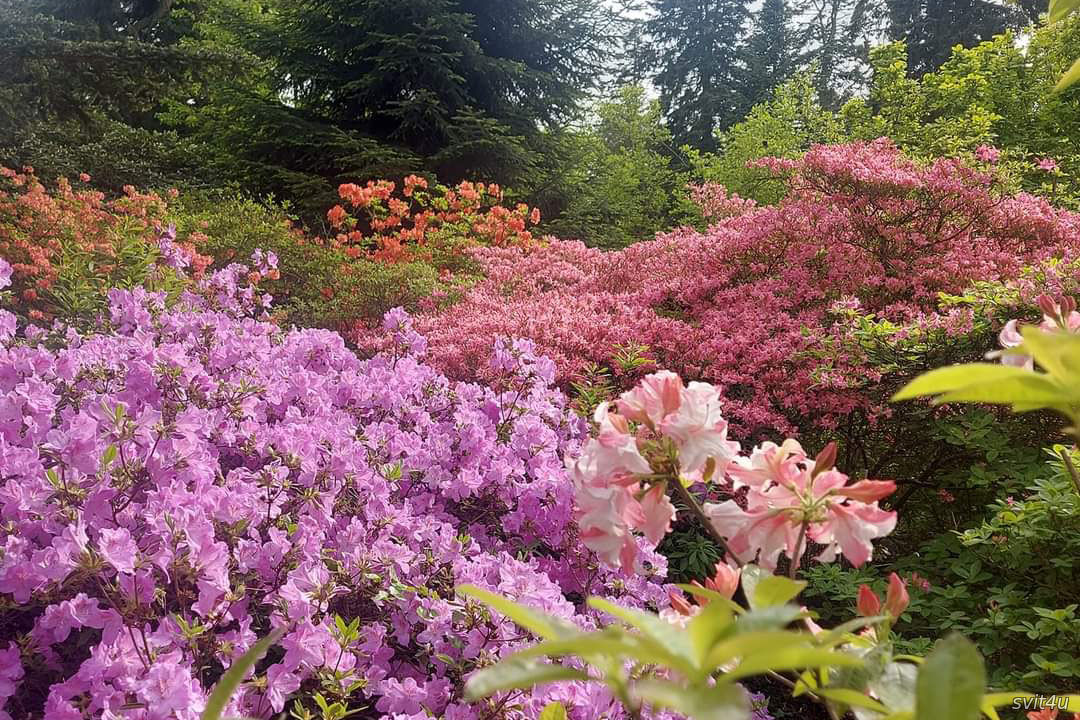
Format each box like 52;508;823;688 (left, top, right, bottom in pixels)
587;596;696;673
869;661;918;714
1057;56;1080;92
457;585;578;640
816;687;889;713
914;635;985;720
739;564;768;608
464;659;588;700
677;584;745;615
734;604;807;633
814;615;891;649
686;598;735;670
1050;0;1080;23
722;646;863;681
892;363;1063;410
704;630;810;671
633;678;749;720
516;630;675;668
1020;326;1080;382
202;627;285;720
538;702;568;720
753;575;807;608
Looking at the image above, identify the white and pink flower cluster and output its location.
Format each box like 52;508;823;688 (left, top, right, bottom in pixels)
570;371;898;574
569;371;739;572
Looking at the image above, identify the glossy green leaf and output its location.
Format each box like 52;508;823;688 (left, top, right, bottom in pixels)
633;678;749;720
915;635;985;720
464;658;588;699
722;646;863;681
538;702;568;720
752;575;807;608
458;584;578;640
202;627;284;720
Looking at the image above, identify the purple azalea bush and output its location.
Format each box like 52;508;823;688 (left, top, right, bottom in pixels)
0;255;682;720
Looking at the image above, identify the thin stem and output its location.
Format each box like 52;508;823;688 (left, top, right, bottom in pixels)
669;479;741;567
1060;446;1080;497
789;522;809;580
767;670;841;718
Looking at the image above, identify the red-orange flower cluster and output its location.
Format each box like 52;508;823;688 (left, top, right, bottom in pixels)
325;177;541;264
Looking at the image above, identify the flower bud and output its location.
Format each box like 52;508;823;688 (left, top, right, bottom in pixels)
884;572;909;619
812;442;837;478
704;561;741;599
1062;295;1077;315
1038;293;1059;319
856;584;881;617
668;589;695;616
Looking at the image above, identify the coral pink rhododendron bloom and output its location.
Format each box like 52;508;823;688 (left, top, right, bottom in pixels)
705;445;896;570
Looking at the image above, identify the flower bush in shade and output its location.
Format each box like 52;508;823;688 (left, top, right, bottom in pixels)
0;266;677;718
390;140;1080;435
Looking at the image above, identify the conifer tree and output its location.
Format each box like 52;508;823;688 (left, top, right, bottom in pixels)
636;0;753;151
885;0;1036;75
740;0;795;111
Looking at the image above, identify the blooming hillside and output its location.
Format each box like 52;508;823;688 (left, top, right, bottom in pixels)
394;140;1080;434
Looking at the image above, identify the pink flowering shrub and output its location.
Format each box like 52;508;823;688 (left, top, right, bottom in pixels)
389;140;1080;435
0;258;673;719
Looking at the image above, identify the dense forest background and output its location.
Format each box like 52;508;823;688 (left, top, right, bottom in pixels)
2;0;1076;245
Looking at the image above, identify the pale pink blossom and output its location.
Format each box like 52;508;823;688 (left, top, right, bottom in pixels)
659;382;741;478
638;484;676;544
727;439;807;489
616;370;684;428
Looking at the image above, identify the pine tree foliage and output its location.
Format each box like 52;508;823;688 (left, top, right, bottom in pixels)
635;0;753;151
741;0;796;111
258;0;619;183
0;0;239;188
885;0;1037;75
